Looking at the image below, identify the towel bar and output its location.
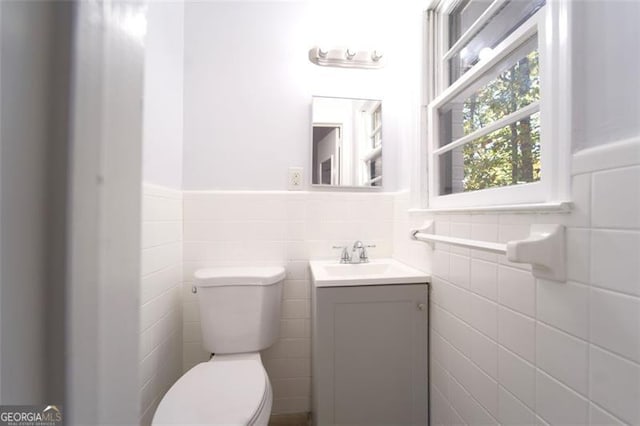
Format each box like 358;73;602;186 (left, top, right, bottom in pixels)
410;221;566;282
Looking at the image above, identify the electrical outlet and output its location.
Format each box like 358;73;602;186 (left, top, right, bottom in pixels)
288;167;303;190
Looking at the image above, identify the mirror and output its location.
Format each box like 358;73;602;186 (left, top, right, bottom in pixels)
311;96;382;188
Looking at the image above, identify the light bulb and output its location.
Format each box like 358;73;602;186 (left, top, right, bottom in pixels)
478;47;493;62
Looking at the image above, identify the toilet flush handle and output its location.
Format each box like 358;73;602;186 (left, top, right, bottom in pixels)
192;285;198;294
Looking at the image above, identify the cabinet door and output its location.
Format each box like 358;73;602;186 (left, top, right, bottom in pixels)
313;284;428;426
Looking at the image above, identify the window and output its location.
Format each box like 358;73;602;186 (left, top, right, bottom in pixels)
423;0;570;209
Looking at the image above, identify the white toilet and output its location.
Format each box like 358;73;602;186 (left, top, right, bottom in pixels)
152;266;285;426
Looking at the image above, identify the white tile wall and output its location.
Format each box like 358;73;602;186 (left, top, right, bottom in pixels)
180;191;394;415
395;139;640;425
498;385;536;425
139;185;183;425
589;345;640;425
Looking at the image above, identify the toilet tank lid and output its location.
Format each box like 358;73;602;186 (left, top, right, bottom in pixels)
194;266;286;287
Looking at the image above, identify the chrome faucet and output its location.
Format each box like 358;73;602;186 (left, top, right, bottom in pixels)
333;241;376;264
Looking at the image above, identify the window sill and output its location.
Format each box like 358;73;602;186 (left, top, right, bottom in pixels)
408;201;572;215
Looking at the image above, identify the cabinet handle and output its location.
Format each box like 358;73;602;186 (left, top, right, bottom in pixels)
417;303;426;311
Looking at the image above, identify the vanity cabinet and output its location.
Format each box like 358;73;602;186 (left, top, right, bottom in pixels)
311;283;428;426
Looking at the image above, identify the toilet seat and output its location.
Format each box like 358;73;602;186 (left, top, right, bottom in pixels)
152;353;272;425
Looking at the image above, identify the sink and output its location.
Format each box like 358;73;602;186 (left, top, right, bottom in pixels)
309;258;430;287
321;263;393;276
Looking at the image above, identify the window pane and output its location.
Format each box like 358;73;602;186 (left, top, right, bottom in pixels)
439;112;540;195
449;0;493;48
439;35;539;148
448;0;545;85
369;158;382;186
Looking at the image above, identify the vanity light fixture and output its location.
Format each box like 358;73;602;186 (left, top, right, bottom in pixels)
308;46;385;69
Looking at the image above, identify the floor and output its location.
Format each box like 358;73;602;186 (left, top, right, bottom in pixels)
268;413;311;426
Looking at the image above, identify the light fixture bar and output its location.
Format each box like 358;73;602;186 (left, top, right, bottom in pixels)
308;46;385;69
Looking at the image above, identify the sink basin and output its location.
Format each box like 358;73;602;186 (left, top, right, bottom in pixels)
309;258;430;287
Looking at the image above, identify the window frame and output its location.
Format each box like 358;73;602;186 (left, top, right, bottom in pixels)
421;0;572;210
361;101;383;186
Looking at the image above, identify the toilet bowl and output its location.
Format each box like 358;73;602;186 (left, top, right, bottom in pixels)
152;266;285;426
152;353;272;425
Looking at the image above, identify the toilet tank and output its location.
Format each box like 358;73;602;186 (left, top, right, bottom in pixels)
194;266;285;354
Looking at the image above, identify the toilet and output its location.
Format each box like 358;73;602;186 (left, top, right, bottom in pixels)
152;266;285;425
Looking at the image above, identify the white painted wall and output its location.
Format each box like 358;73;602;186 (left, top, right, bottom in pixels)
572;0;640;152
0;0;72;405
143;0;184;189
182;0;422;191
0;0;119;416
0;3;3;403
0;0;51;403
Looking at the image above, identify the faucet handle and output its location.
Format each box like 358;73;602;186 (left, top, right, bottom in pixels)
332;246;351;263
357;243;377;263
